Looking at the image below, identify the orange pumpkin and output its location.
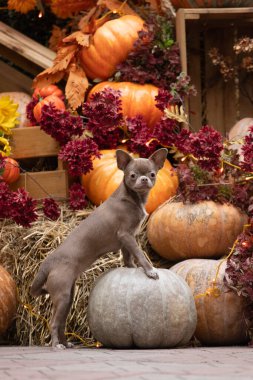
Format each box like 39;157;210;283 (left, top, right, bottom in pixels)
33;84;64;100
79;15;144;80
0;265;17;335
171;259;249;345
1;158;20;184
81;149;178;214
88;82;163;130
147;201;247;260
33;94;66;122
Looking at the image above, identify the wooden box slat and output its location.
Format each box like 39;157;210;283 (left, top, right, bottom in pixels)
10;128;69;199
11;127;59;159
0;22;55;69
10;171;68;200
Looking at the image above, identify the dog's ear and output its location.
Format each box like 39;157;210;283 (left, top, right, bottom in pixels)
116;150;133;171
149;148;168;170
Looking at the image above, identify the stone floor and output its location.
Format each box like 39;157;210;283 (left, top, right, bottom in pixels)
0;346;252;380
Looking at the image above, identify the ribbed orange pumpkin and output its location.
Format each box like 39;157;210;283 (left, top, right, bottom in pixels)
171;1;250;8
171;259;249;345
147;201;247;260
88;82;163;130
33;94;66;122
0;265;17;335
1;157;20;184
81;149;178;214
33;84;64;100
79;15;144;80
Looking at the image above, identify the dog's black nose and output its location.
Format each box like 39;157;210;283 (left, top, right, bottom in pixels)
140;176;148;183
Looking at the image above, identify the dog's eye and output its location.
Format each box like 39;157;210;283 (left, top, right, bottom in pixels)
150;172;156;178
130;173;136;179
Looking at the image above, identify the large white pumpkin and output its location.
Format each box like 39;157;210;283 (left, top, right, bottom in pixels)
88;267;197;348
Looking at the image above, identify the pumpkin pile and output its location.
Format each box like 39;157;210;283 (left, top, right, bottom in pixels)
147;200;250;345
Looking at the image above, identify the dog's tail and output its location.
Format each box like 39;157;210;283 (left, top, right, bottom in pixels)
30;263;49;297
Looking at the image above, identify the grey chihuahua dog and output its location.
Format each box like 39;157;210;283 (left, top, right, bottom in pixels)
31;148;168;349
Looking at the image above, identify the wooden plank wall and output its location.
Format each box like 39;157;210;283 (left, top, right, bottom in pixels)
184;18;253;135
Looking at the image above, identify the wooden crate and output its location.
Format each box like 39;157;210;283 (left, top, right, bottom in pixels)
9;127;68;200
176;7;253;135
0;22;55;93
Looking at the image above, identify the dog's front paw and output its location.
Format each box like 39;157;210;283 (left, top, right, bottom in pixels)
54;343;66;350
65;342;74;348
145;268;159;280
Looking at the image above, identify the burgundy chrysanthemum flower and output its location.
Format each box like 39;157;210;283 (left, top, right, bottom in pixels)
26;98;39;126
155;89;174;111
69;183;87;210
83;87;123;149
59;138;101;177
225;228;253;303
153;117;179;147
241;126;253;172
11;188;38;227
188;125;223;171
42;198;60;220
126;116;158;157
174;128;192;154
0;182;13;219
40;104;84;145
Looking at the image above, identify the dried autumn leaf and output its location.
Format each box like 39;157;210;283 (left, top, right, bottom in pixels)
49;25;67;52
63;31;90;47
164;105;189;124
50;0;96;19
33;70;65;89
49;44;78;74
97;0;138;16
78;6;101;32
66;64;89;109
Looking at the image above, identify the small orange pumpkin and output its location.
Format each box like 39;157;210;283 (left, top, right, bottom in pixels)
79;15;144;80
88;82;163;130
33;84;64;100
1;157;20;184
33;94;66;122
81;149;178;214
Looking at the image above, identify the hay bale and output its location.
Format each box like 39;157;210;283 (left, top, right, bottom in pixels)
0;204;170;346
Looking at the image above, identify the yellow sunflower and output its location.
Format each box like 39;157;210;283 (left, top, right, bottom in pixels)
8;0;36;14
0;96;19;135
0;136;11;157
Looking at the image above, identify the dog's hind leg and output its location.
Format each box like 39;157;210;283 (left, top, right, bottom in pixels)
46;269;76;349
50;282;75;349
